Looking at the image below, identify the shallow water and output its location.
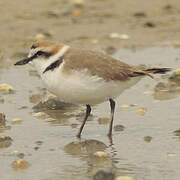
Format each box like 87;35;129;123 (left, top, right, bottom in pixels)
1;45;180;180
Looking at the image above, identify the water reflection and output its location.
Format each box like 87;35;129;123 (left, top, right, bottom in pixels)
32;96;76;111
31;94;97;129
63;138;142;179
64;139;107;156
64;139;116;177
153;71;180;100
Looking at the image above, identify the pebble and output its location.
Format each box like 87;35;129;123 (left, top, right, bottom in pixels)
11;159;30;170
0;112;6;125
169;69;180;82
46;9;60;18
0;84;13;94
143;91;153;95
93;151;109;158
35;33;47;40
11;150;19;155
0;97;4;104
11;118;22;124
0;134;12;142
120;104;130;110
136;108;146;115
174;128;180;133
34;146;40;151
35;140;43;146
144;22;155;28
109;33;129;40
114;125;125;131
91;39;99;44
11;151;25;159
144;136;152;142
130;104;138;107
71;0;85;7
155;82;176;92
17;153;25;159
173;128;180;137
0;134;12;148
167;153;176;157
133;12;146;17
115;176;135;180
33;112;48;119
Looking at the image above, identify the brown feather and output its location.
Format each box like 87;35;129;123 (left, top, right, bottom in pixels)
62;48;159;81
62;48;137;81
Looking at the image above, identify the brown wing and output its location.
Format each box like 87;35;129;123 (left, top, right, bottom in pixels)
63;48;139;82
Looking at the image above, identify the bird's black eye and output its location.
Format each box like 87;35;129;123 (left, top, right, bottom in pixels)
34;51;52;58
31;45;37;49
36;51;45;57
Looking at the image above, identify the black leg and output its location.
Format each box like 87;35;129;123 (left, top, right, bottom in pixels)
77;104;91;138
108;98;115;137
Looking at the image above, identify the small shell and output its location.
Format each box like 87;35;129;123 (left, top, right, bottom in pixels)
0;84;13;94
120;104;130;110
136;108;146;115
93;151;110;158
11;118;22;124
115;176;135;180
11;159;30;170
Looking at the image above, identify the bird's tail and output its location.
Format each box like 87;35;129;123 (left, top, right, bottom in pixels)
144;67;172;74
131;67;172;79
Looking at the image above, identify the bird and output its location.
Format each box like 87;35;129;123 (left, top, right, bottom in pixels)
14;41;171;138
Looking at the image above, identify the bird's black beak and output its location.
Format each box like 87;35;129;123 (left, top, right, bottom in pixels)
14;57;32;66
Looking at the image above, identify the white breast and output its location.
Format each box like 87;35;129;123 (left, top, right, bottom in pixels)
41;62;141;105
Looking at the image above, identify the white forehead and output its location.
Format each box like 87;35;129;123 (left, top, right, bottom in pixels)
28;47;40;58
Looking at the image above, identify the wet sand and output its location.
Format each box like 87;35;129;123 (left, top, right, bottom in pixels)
1;0;180;180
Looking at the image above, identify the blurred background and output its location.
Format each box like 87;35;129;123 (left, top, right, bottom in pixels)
1;0;180;59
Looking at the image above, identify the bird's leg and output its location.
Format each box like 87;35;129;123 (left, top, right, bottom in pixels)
77;104;91;138
108;98;115;137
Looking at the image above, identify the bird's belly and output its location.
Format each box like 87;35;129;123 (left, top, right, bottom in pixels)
42;69;141;105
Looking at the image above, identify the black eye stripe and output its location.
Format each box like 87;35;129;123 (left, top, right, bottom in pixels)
28;50;53;62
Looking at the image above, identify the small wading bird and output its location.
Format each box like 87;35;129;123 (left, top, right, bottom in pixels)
15;41;171;138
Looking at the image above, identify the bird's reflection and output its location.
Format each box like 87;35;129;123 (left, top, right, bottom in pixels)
63;137;143;179
64;138;117;177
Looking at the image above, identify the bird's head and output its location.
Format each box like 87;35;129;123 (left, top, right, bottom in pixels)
15;41;69;74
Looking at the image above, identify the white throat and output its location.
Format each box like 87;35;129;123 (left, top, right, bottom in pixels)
31;45;70;75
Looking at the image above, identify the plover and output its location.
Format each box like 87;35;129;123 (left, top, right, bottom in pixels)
15;41;171;138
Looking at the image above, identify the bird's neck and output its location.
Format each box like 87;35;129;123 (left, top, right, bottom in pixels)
32;45;70;75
